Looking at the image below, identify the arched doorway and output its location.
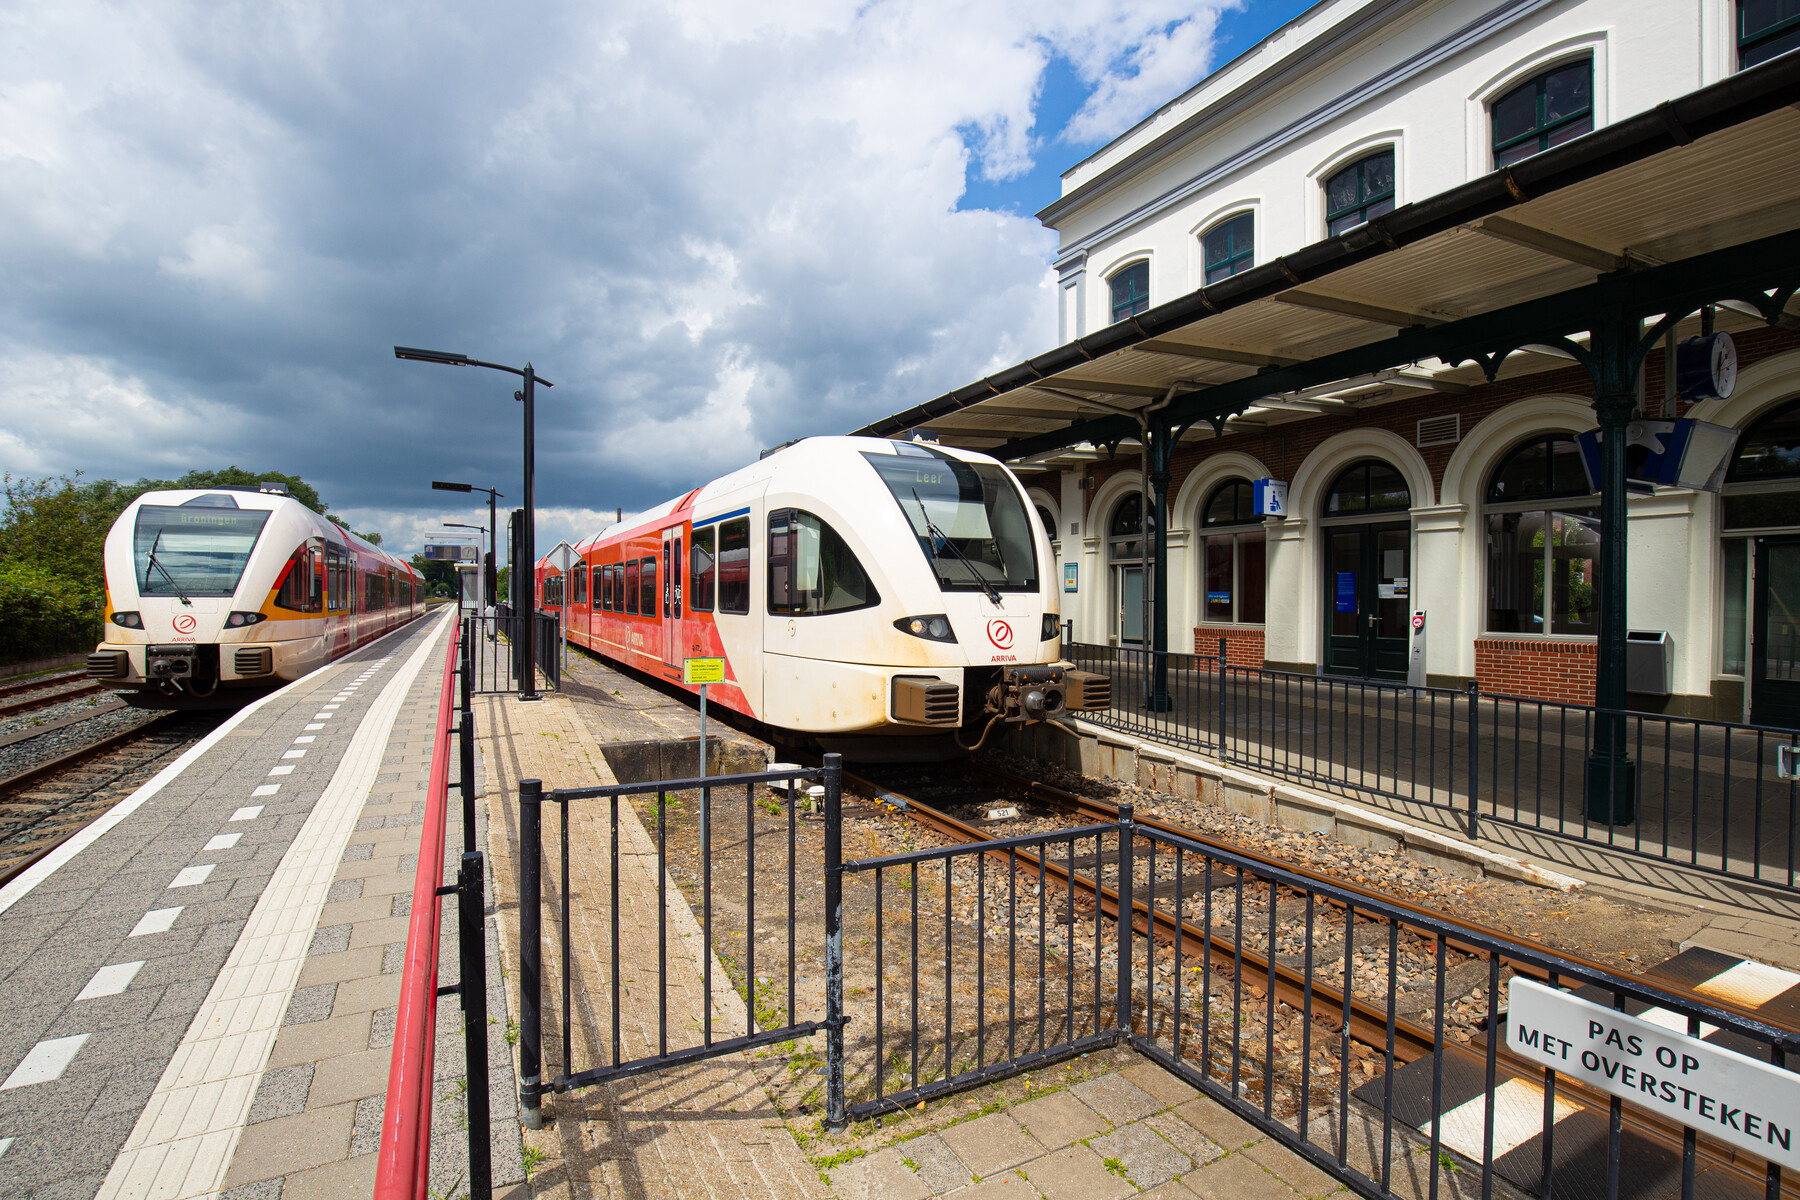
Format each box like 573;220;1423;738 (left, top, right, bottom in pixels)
1722;399;1800;725
1321;460;1411;679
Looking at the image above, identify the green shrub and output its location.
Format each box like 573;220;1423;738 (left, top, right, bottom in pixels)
0;560;99;665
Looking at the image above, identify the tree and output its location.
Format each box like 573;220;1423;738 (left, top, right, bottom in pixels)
0;473;139;595
411;553;460;597
140;467;327;514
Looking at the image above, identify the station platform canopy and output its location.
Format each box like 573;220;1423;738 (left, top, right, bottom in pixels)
853;55;1800;468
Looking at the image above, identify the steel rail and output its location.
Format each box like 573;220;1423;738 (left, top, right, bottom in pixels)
0;713;177;798
0;670;87;701
0;681;106;719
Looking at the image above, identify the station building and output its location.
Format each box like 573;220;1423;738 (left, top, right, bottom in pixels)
859;0;1800;726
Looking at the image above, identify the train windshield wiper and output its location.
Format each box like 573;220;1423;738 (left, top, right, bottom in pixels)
143;531;193;607
911;489;1002;605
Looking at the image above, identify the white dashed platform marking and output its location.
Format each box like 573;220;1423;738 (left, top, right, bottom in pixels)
2;1035;89;1090
168;865;214;888
130;908;182;937
230;806;264;822
77;961;145;1000
203;834;241;852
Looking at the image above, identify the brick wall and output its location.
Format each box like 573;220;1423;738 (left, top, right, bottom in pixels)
1474;637;1595;704
1193;625;1265;667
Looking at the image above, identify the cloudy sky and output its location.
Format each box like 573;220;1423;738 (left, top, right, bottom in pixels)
2;0;1307;557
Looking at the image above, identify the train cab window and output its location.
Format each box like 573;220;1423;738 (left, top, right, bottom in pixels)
717;517;750;614
691;525;716;612
624;560;639;614
767;508;880;615
640;556;657;617
274;544;322;613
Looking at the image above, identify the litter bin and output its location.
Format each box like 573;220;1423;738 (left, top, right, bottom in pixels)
1626;630;1672;696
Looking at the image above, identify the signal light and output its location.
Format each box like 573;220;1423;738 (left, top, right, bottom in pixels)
895;615;956;643
110;611;142;629
226;611;267;627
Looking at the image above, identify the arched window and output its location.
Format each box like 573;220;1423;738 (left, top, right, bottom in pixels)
1110;262;1149;324
1491;60;1593;167
1325;149;1396;236
1199;479;1265;624
1109;493;1146;562
1741;0;1800;67
1202;214;1253;285
1035;505;1056;537
1323;460;1411;515
1483;434;1598;635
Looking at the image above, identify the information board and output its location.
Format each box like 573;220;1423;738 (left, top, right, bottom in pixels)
1507;978;1800;1169
682;657;726;685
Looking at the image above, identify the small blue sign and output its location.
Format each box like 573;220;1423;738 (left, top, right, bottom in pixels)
1207;591;1230;603
1254;479;1289;517
1335;572;1357;613
1063;563;1078;593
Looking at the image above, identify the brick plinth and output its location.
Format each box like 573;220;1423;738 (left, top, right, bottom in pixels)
1474;636;1595;705
1193;626;1265;667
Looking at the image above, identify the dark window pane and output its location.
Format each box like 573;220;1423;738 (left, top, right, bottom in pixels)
1240;533;1266;624
1723;538;1749;675
1723;491;1800;529
1204;537;1233;622
1326;168;1359;215
1203;479;1256;527
1543;62;1590;124
1728;399;1800;482
640;556;656;617
1545;114;1594;148
1110;493;1143;538
1110;261;1149;324
767;508;880;615
1203;213;1253;284
1491;60;1593;165
1485;511;1543;632
1491;82;1540;146
717;517;750;614
625;560;638;614
1549;511;1600;634
691;525;716;612
1366;462;1411;510
1363;152;1394;198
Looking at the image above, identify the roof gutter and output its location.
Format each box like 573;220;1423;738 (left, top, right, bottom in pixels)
852;52;1800;442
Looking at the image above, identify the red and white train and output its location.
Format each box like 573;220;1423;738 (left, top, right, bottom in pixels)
537;436;1108;742
89;483;425;706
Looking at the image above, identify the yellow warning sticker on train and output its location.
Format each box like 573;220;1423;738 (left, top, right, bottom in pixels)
682;657;725;685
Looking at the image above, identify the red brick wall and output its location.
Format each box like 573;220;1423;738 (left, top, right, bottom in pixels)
1474;637;1595;705
1194;625;1265;667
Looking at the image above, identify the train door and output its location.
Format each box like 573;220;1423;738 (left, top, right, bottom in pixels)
1752;536;1800;726
661;526;682;668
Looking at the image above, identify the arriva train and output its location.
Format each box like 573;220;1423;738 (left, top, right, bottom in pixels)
536;436;1109;744
88;483;425;707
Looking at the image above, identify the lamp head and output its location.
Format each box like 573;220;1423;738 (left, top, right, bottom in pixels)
395;346;471;366
432;481;473;493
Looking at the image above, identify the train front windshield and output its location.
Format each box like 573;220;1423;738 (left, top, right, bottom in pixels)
863;448;1038;592
133;505;271;597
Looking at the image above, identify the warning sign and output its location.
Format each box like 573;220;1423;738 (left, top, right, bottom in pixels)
682;657;725;685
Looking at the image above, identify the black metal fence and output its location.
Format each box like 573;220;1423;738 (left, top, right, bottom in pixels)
1065;642;1800;891
466;609;561;693
513;757;843;1127
838;806;1800;1200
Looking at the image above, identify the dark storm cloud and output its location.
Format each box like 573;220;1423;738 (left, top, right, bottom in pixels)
1;0;1228;552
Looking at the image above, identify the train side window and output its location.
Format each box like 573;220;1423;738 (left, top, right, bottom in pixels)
717;517;750;614
275;545;321;613
625;560;639;614
590;566;601;609
640;556;657;617
767;508;880;615
691;525;716;612
608;564;619;612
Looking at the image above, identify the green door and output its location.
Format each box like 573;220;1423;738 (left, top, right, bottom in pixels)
1324;523;1410;681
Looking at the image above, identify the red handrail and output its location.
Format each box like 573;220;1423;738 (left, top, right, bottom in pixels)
374;617;462;1199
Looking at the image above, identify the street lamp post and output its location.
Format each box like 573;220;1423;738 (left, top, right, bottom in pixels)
404;346;552;700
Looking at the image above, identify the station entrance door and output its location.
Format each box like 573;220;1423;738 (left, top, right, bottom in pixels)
1752;536;1800;727
1324;522;1410;682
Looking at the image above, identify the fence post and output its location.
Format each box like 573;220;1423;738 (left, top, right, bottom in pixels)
460;618;473;710
458;851;493;1200
1217;637;1228;758
518;779;544;1129
1465;683;1480;839
823;753;848;1132
1116;802;1135;1038
460;708;477;856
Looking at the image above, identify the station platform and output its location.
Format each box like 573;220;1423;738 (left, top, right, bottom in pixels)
0;610;522;1200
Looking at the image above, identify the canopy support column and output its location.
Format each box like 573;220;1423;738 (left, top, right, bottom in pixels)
1584;305;1641;825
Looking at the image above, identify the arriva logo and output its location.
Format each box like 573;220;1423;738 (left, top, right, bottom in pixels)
173;614;198;634
986;619;1014;650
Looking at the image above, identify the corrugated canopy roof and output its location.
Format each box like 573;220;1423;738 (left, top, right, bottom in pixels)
853;55;1800;468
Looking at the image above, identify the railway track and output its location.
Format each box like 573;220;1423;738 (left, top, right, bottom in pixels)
0;669;88;701
838;758;1800;1188
0;679;107;720
0;713;221;887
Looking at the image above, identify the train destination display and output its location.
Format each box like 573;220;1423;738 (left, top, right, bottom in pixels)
1507;978;1800;1169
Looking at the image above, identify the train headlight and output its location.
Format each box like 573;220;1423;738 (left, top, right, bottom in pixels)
1041;614;1062;641
894;615;956;643
110;611;142;629
226;611;267;627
